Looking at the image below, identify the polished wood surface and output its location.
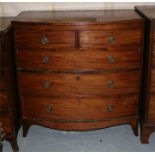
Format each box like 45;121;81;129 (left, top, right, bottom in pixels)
135;6;155;144
0;113;12;134
0;17;14;32
13;10;142;24
18;71;140;97
80;29;142;49
135;6;155;19
22;95;138;121
13;10;144;137
15;31;75;49
17;49;141;71
0;92;8;110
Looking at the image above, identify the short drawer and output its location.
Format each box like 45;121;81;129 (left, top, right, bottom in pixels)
22;95;138;121
18;71;140;97
15;31;75;49
0;92;8;111
80;29;142;50
0;112;12;134
17;49;141;71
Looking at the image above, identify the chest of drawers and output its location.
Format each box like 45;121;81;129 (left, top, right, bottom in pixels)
13;10;144;137
0;17;19;151
135;6;155;143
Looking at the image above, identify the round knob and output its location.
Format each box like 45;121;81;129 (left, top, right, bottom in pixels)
107;105;113;112
41;36;48;45
46;105;53;112
43;81;51;89
107;55;114;63
108;35;115;44
107;80;114;88
42;56;49;64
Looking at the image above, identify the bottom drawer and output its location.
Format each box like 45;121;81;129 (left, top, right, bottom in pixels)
22;95;138;121
0;112;12;134
0;92;9;110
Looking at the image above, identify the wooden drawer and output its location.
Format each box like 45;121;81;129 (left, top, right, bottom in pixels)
150;69;155;92
0;80;7;90
0;112;12;134
0;92;8;111
148;95;155;123
152;44;155;66
17;49;141;71
80;29;142;50
18;71;140;97
0;72;8;90
22;95;138;121
15;31;75;49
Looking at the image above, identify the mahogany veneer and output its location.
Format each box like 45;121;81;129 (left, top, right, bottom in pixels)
12;10;144;138
0;17;19;151
135;6;155;144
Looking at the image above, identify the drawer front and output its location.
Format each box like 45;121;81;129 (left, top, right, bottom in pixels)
148;95;155;123
0;80;7;90
80;30;142;50
22;95;138;121
18;71;140;97
152;44;155;66
0;112;12;134
17;49;141;71
15;31;75;49
150;69;155;93
0;92;8;110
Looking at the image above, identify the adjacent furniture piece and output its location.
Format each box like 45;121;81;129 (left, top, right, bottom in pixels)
13;10;144;137
135;6;155;144
0;123;5;152
0;17;19;151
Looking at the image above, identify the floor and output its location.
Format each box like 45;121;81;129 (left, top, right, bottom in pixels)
3;124;155;152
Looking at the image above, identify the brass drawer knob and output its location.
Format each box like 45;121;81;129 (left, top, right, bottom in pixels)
107;80;115;88
43;81;51;89
107;105;113;112
108;35;115;44
41;36;48;45
42;56;49;64
46;105;53;112
107;55;114;63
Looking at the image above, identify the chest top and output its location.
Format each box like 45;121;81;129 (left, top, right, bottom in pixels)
0;17;14;35
13;10;142;24
135;6;155;20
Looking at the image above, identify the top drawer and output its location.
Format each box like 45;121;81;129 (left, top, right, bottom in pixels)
15;31;76;49
80;29;142;50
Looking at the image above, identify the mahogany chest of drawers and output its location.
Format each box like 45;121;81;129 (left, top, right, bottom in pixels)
0;17;19;151
13;10;144;137
135;6;155;143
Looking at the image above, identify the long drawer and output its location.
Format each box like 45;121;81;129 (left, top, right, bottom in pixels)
0;92;8;111
22;95;138;121
18;71;140;97
17;49;141;71
15;31;76;49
